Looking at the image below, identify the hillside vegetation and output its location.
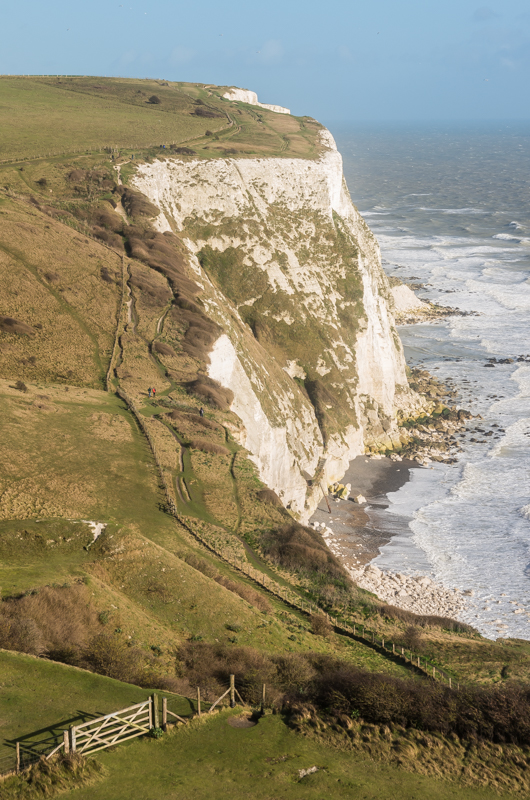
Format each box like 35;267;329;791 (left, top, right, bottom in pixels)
1;76;530;799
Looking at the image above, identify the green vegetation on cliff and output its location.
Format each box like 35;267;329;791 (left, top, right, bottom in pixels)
1;76;530;800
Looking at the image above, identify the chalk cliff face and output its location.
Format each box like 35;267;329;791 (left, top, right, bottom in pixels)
133;130;421;519
221;87;290;115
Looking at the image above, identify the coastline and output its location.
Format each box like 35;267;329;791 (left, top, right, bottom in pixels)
311;455;421;569
311;455;469;620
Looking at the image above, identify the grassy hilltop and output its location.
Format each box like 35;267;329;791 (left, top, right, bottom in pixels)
1;76;530;799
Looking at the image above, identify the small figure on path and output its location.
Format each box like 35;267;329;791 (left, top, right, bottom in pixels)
148;387;152;397
152;387;156;397
199;407;204;417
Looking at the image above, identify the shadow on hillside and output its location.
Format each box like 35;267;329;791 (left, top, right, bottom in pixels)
4;710;105;767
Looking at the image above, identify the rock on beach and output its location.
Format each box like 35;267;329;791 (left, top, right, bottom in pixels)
351;564;468;619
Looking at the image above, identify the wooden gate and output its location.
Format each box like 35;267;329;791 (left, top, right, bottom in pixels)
71;698;152;755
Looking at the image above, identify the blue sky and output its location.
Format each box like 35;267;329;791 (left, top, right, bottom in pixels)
2;0;529;122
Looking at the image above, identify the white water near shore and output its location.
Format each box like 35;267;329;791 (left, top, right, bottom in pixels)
334;122;530;639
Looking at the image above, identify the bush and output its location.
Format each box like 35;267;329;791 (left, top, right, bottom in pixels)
188;438;230;456
15;380;28;392
153;341;176;357
185;375;233;411
256;488;282;507
83;632;144;683
0;585;98;659
310;613;332;637
192;106;223;118
148;95;161;104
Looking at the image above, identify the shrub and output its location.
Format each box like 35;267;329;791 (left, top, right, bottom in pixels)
0;316;36;336
15;380;28;392
310;613;332;637
83;632;144;683
256;488;282;507
185;375;233;410
148;95;161;104
188;438;230;456
153;341;176;357
402;625;424;652
192;106;223;118
0;585;98;659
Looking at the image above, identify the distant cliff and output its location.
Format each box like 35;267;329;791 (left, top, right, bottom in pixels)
133;128;423;519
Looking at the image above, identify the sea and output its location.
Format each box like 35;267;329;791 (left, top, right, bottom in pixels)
331;121;530;639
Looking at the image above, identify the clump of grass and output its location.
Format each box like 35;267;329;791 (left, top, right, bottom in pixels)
2;753;103;799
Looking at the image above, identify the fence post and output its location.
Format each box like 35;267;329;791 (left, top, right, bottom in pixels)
152;694;159;729
392;643;395;655
261;684;266;714
417;656;420;668
372;632;375;644
70;726;77;754
63;730;70;755
382;638;385;650
16;742;20;773
229;675;235;708
449;677;452;689
353;624;356;635
432;666;436;678
162;697;167;731
197;687;202;716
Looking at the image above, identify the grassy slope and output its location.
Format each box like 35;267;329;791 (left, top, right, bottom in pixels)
0;650;195;762
0;76;321;163
52;713;512;800
0;76;529;798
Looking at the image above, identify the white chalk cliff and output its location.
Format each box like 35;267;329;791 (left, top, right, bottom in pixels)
133;129;421;520
222;87;290;115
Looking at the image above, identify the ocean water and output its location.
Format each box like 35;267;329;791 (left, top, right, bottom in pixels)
332;122;530;639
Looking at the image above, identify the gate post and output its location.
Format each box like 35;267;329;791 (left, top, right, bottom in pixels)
152;694;159;729
162;698;167;731
63;730;70;755
197;687;201;717
229;675;235;708
70;726;76;754
16;742;20;773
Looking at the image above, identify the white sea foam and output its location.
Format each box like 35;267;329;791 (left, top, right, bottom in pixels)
492;233;522;242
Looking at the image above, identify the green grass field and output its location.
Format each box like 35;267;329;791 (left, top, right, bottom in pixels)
35;712;515;800
0;76;322;164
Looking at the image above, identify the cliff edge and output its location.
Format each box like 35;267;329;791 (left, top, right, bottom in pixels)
133;128;422;519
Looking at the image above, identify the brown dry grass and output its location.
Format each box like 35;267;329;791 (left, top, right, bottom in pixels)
0;584;99;659
189;438;230;456
0;198;121;387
